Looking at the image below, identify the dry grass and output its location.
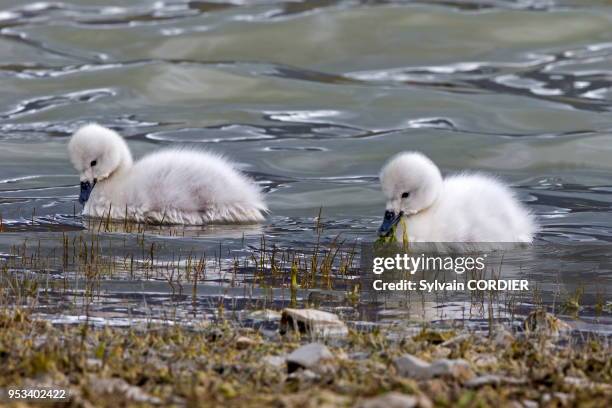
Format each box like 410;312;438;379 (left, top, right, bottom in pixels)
0;308;610;407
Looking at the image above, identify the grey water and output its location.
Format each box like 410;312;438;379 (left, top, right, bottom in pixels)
0;0;611;334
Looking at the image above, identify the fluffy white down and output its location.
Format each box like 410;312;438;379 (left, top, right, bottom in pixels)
68;124;267;224
380;152;537;243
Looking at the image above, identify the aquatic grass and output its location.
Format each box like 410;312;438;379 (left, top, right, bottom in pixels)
594;291;609;317
0;208;361;303
0;216;591;339
562;286;584;317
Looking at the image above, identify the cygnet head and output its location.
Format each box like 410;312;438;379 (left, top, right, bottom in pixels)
68;124;133;204
378;152;443;237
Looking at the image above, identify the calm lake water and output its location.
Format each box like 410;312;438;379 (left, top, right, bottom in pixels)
0;0;610;334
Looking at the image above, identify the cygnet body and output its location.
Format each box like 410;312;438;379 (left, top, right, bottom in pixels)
68;124;267;224
378;152;537;243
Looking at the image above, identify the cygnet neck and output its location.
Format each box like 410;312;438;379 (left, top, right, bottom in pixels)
101;150;133;186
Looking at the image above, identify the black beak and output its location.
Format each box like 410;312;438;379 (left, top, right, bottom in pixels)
378;210;404;237
79;180;96;205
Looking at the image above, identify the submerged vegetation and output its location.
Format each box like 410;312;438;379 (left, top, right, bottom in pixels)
0;209;362;313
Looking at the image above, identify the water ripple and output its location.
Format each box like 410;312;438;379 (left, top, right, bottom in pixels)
0;116;161;141
348;42;612;111
1;88;115;120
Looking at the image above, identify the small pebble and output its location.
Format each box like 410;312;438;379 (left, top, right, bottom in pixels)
394;354;472;380
466;374;526;388
280;308;348;337
263;355;286;368
357;392;418;408
235;336;257;350
286;342;333;373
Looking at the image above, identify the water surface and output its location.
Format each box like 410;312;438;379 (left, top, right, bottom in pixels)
0;0;611;333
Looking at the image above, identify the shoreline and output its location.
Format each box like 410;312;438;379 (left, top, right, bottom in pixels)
0;308;610;407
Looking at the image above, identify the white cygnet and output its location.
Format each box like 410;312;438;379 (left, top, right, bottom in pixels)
378;152;537;243
68;124;267;224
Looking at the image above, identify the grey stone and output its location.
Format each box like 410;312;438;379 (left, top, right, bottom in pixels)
286;342;333;373
541;392;571;405
280;308;348;337
235;336;257;350
262;355;286;368
394;354;433;379
92;377;162;404
564;376;612;391
350;351;370;360
287;368;319;381
394;354;471;380
429;358;471;377
441;333;470;347
466;374;527;388
357;392;418;408
521;400;538;408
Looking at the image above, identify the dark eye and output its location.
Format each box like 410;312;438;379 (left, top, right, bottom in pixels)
90;160;97;167
401;192;410;199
